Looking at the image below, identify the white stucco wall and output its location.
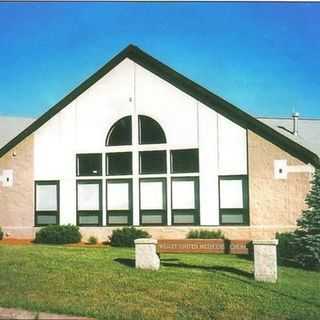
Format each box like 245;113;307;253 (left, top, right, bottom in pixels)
218;115;247;175
135;64;198;148
33;58;247;226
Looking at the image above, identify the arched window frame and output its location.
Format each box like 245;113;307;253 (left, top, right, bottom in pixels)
138;115;167;145
105;116;132;146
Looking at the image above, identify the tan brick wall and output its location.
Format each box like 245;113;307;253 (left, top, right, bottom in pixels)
0;130;313;241
78;225;297;242
0;135;34;237
248;130;312;228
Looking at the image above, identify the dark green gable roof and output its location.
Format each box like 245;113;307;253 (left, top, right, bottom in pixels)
0;44;319;167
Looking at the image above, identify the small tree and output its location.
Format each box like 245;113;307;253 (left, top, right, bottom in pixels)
290;168;320;269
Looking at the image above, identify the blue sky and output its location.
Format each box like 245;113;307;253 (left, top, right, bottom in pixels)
0;2;320;118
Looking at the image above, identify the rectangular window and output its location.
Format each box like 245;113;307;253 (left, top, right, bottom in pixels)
106;179;133;226
35;181;59;226
171;149;199;173
171;177;199;225
219;175;249;225
139;151;166;174
76;154;102;176
77;180;102;226
106;152;132;176
140;178;167;225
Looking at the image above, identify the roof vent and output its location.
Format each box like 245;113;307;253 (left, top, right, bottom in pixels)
292;112;299;136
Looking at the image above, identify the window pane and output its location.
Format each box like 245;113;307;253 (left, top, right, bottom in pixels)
171;149;199;173
173;214;194;224
37;215;57;225
36;185;57;211
77;183;100;210
77;154;102;176
221;214;244;224
140;151;166;174
140;180;164;210
172;180;195;209
79;215;99;225
108;215;128;224
220;179;243;208
107;182;130;210
139;115;166;144
106;152;132;175
141;215;162;224
106;116;132;146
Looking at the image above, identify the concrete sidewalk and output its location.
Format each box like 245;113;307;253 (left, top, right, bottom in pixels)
0;307;94;320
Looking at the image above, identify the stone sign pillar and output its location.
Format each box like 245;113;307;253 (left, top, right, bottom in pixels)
134;238;160;271
253;239;279;283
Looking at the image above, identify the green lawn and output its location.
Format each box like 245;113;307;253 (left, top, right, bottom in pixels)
0;244;319;320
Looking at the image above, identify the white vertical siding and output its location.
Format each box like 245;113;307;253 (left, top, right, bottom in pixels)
198;103;219;225
33;57;248;227
217;115;247;175
135;63;198;149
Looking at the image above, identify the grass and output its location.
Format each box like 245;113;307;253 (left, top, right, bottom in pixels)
0;244;319;320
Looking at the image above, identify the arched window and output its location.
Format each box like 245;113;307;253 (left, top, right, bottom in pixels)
139;115;166;144
106;116;132;146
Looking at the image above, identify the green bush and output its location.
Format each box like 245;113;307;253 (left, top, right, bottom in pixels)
186;229;224;239
35;225;82;244
109;227;151;247
87;236;98;245
289;168;320;270
276;232;297;259
290;232;320;270
0;226;3;240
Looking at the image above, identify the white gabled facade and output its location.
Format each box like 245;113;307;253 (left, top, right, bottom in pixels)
33;58;247;228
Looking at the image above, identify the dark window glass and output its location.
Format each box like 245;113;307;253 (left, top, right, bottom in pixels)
77;154;102;176
79;215;100;225
139;115;166;144
107;179;133;226
171;177;200;226
219;175;249;226
221;213;244;224
171;149;199;173
140;151;167;174
36;215;58;225
106;152;132;175
35;180;60;226
173;213;195;224
77;180;102;226
140;178;167;225
106;116;132;146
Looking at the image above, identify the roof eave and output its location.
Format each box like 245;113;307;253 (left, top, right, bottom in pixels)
1;44;319;168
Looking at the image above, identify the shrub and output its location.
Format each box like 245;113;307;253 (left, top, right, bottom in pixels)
35;225;82;245
289;168;320;270
0;227;3;240
276;232;297;259
87;236;98;245
109;227;151;247
186;229;224;239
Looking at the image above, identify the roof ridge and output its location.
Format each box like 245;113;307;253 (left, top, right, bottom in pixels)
0;44;319;166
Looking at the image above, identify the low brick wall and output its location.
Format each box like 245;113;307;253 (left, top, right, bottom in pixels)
158;239;251;254
227;240;251;255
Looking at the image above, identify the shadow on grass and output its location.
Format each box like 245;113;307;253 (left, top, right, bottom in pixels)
162;261;320;309
235;254;308;271
114;257;252;279
161;261;253;279
114;257;180;267
114;257;320;308
114;258;135;268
